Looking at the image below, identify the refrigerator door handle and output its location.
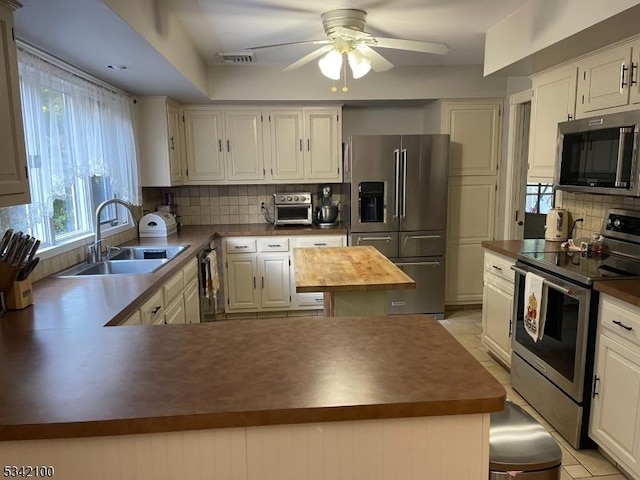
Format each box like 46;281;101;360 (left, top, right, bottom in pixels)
395;261;441;267
407;235;442;240
401;148;408;218
357;236;392;244
394;149;401;218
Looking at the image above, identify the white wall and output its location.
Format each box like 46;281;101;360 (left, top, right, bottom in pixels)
342;107;425;137
484;0;640;75
208;65;507;102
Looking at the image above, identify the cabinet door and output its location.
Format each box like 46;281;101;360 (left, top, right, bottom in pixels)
269;110;304;181
225;109;265;181
119;309;141;326
482;280;513;366
184;278;200;324
259;254;291;308
225;254;259;310
528;66;577;182
446;176;496;304
166;102;182;184
0;3;30;208
629;42;640;105
304;109;341;181
577;45;632;116
183;108;225;182
442;102;501;177
590;334;640;472
165;297;185;324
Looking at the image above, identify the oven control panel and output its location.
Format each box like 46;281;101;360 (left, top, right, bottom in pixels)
274;192;312;205
603;209;640;237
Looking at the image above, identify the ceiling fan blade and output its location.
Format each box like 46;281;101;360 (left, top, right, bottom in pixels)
358;46;393;72
369;37;450;55
247;39;331;51
283;45;335;72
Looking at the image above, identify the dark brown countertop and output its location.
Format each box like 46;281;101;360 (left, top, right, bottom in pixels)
481;239;567;259
293;246;416;293
0;315;505;441
594;279;640;308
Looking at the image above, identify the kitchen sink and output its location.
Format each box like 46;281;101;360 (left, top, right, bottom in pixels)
57;259;169;277
107;245;189;261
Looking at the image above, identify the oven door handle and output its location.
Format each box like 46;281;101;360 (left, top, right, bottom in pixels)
510;265;583;297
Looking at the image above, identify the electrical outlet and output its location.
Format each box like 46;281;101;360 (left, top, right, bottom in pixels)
260;201;265;210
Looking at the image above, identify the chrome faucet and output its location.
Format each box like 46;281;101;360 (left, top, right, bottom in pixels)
88;199;138;264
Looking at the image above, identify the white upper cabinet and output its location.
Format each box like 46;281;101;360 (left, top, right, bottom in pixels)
304;108;341;182
224;108;265;181
0;1;30;208
183;107;225;182
268;109;304;181
528;66;577;182
138;97;183;187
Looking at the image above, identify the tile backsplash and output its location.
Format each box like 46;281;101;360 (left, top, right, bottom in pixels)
142;184;344;226
557;191;640;240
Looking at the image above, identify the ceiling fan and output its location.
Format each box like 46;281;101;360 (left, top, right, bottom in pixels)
246;9;449;83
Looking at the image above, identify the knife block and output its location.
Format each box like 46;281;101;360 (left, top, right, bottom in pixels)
6;279;33;310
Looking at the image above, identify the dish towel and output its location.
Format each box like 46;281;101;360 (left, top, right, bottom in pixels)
524;272;546;342
205;251;220;313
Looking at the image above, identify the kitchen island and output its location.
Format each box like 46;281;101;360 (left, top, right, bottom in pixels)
293;245;415;316
0;315;505;479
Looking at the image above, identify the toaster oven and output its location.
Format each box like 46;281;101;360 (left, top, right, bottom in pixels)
273;192;313;226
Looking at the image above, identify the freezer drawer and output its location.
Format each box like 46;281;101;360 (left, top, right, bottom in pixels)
388;256;445;318
349;232;399;257
399;230;446;257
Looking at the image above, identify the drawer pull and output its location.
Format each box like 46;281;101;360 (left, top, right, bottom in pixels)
151;306;162;315
267;244;282;248
613;320;633;331
492;265;503;271
315;298;323;302
234;245;249;249
313;242;327;246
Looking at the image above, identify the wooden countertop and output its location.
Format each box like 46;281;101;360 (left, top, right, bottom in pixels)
481;239;567;259
293;246;416;293
0;315;505;441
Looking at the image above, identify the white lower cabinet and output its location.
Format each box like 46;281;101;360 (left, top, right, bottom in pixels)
117;257;199;326
222;234;345;313
481;250;515;367
590;295;640;477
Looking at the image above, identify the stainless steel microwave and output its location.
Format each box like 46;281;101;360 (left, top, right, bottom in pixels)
556;111;640;196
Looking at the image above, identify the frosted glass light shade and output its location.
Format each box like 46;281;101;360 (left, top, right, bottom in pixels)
347;49;371;79
319;50;343;80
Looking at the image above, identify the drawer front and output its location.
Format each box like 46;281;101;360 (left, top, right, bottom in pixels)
350;233;398;257
140;290;164;325
225;238;257;254
399;231;446;257
182;257;198;283
164;270;185;306
296;235;345;248
599;295;640;345
297;292;325;307
258;237;290;252
120;310;141;326
484;250;515;283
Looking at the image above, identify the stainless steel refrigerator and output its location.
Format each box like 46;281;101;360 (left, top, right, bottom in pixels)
343;134;449;318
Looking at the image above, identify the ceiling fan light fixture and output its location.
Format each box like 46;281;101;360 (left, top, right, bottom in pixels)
347;49;371;79
319;49;343;80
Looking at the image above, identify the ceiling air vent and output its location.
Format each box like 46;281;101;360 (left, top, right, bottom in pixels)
219;52;255;64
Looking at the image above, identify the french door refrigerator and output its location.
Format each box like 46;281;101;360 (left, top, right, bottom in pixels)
343;134;449;318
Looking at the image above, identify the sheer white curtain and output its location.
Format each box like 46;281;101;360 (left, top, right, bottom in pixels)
0;46;139;243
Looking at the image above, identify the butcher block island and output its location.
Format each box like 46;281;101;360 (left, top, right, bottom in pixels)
293;245;416;316
0;315;505;480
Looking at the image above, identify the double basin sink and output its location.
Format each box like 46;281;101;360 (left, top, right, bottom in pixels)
57;245;189;277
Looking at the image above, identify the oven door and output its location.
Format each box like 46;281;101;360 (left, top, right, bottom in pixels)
512;263;592;403
274;204;313;225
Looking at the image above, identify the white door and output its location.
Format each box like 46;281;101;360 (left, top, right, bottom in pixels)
577;45;632;116
183;278;200;324
183;108;226;182
446;176;496;304
482;281;513;366
0;5;30;207
260;254;291;308
269;110;304;181
166;102;182;184
443;102;501;177
590;334;640;472
226;254;259;310
225;109;265;181
528;66;577;181
304;109;340;181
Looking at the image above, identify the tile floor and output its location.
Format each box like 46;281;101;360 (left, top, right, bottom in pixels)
442;308;630;480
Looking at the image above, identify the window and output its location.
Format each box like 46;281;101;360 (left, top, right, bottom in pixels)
525;183;554;214
0;45;139;250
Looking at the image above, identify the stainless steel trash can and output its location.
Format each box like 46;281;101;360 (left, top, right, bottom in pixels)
489;401;562;479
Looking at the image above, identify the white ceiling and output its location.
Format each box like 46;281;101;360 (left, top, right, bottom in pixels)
160;0;529;67
13;0;529;102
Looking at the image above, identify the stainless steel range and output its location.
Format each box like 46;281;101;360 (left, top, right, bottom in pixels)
511;208;640;449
